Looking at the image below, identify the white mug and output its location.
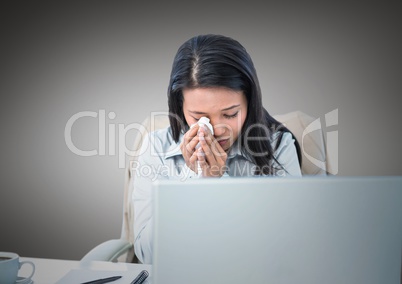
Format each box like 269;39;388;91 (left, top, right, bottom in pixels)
0;252;35;284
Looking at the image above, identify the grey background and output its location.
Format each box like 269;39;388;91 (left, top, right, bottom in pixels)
1;1;401;260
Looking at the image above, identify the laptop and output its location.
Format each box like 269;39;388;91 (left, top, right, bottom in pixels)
151;176;402;284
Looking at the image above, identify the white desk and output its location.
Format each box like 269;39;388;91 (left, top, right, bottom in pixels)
20;257;152;284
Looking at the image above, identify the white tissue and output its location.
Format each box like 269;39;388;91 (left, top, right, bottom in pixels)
194;117;214;177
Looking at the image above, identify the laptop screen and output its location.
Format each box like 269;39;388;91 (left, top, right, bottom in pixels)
152;176;402;284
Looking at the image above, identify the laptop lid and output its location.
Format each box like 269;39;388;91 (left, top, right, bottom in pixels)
152;176;402;284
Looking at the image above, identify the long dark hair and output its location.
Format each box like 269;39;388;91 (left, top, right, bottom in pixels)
167;34;301;174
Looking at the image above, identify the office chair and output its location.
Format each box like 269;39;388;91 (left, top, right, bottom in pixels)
80;110;332;264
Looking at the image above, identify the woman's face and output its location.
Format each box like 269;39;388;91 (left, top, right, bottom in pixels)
182;87;248;151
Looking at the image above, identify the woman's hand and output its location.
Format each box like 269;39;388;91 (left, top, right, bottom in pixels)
180;124;201;174
180;124;228;177
197;126;228;177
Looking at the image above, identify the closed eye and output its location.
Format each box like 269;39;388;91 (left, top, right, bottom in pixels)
223;112;238;119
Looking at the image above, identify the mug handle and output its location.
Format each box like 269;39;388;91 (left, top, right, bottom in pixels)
16;260;36;282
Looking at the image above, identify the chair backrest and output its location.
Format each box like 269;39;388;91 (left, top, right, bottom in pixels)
120;111;329;262
273;111;329;175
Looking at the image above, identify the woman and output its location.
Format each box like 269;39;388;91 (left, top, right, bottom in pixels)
132;34;302;264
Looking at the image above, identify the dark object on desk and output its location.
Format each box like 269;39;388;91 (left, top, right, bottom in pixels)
81;275;122;284
130;270;149;284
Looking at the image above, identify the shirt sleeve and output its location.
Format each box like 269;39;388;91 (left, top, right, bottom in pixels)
273;132;302;177
132;131;167;264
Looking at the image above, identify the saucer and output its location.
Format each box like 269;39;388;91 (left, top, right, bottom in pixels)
15;276;33;284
